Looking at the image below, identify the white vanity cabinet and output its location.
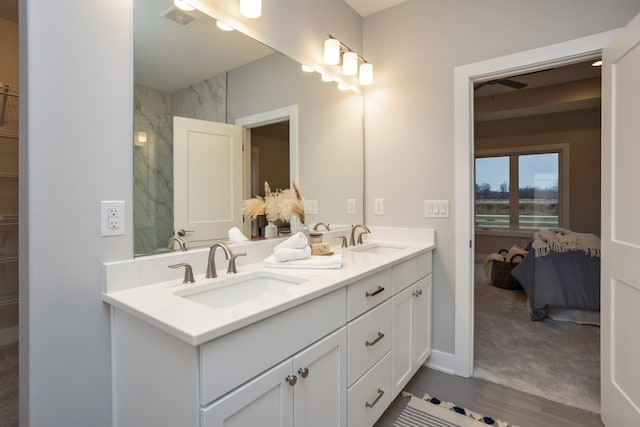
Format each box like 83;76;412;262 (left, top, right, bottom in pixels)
391;253;433;398
202;327;347;427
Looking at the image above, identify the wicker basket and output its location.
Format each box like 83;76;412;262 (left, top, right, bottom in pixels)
490;250;524;290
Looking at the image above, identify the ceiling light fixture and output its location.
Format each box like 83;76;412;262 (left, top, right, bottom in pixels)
173;0;195;11
240;0;262;18
216;21;234;31
591;60;603;67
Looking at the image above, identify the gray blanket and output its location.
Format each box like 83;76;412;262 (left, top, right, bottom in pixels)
511;250;600;321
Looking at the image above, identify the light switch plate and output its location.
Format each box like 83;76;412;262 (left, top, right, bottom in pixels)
304;199;318;215
424;200;449;218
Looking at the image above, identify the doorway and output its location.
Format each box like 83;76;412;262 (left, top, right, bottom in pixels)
453;30;617;378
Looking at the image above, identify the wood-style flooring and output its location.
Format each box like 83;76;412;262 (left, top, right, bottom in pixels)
375;367;603;427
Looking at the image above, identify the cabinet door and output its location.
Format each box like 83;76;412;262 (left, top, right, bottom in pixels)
293;328;347;427
413;275;432;368
201;359;294;427
391;284;414;398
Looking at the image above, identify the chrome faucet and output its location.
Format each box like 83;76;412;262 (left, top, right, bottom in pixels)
313;222;331;231
168;236;188;251
349;224;370;246
169;263;195;284
206;242;247;278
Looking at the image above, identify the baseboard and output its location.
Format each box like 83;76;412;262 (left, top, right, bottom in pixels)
424;350;455;375
0;326;18;347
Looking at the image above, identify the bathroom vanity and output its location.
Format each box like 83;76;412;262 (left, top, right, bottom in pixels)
103;228;434;426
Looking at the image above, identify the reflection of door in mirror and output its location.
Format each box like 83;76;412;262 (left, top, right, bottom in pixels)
249;121;290;238
173;117;243;248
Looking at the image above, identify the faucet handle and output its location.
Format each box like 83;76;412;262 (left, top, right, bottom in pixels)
169;263;195;284
227;252;247;274
337;235;348;248
357;231;367;245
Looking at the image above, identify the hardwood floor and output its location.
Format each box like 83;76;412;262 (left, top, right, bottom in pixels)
375;367;603;427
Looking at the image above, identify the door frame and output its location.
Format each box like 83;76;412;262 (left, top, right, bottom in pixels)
453;30;618;377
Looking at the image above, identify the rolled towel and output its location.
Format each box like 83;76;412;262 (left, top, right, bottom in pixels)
228;226;249;242
273;245;312;262
275;232;308;249
264;254;342;269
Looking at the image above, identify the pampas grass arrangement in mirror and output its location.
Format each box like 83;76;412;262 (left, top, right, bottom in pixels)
242;181;306;230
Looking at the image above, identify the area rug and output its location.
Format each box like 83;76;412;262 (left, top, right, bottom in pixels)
394;392;517;427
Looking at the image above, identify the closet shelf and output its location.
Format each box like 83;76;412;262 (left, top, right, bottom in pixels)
0;254;18;264
0;172;18;178
0;292;18;307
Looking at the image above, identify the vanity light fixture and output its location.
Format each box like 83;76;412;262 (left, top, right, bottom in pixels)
324;38;341;65
240;0;262;18
323;34;374;86
342;52;358;76
359;62;374;85
216;20;234;31
173;0;195;11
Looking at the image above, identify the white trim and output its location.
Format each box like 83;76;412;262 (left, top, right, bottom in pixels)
454;30;618;378
0;326;19;347
236;104;299;189
424;350;456;375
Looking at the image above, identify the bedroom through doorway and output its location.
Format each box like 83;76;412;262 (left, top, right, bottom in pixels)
472;60;602;413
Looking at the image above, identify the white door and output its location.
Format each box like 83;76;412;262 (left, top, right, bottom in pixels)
601;12;640;426
293;328;347;427
173;117;243;247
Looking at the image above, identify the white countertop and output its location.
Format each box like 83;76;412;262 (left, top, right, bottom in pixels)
102;229;435;346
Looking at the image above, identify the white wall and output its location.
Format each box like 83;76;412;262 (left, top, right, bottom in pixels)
362;0;640;355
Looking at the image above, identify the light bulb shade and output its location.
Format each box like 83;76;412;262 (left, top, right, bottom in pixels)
240;0;262;18
359;63;374;85
324;38;340;65
173;0;195;11
342;52;358;76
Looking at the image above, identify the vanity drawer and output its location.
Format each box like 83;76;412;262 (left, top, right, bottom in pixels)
347;352;392;427
347;300;391;386
392;251;432;294
347;268;392;321
199;288;346;406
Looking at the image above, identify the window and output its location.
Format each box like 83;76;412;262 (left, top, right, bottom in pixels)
475;145;568;232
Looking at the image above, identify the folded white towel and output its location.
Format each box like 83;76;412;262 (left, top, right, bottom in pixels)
275;232;308;249
273;246;312;262
264;254;342;269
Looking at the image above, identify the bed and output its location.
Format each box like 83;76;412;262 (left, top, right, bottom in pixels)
510;228;601;324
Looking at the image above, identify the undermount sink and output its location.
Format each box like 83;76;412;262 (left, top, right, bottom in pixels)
349;242;407;255
175;271;309;309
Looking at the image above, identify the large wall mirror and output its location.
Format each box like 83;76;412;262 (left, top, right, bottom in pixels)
133;0;364;256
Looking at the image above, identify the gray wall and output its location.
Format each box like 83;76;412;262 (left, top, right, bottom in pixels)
362;0;640;354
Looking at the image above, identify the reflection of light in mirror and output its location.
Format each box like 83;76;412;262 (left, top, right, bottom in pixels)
240;0;262;18
301;64;314;72
321;74;333;82
337;82;348;91
173;0;194;11
216;21;234;31
137;131;147;144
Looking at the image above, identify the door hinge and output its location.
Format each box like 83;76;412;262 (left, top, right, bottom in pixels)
470;240;472;248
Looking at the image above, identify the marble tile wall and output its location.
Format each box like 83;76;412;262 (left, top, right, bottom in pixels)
133;74;227;255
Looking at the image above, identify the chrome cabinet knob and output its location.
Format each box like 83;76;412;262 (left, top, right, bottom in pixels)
298;367;309;378
286;374;297;386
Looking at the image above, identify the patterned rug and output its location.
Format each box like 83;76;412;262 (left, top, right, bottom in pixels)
394;392;517;427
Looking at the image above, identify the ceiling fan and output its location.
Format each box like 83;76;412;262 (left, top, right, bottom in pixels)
474;77;527;91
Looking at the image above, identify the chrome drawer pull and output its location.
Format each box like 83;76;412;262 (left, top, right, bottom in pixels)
365;286;385;297
365;388;385;408
298;367;309;378
365;331;385;347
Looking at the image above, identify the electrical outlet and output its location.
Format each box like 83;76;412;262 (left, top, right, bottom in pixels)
347;199;356;215
101;201;125;236
374;199;384;215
